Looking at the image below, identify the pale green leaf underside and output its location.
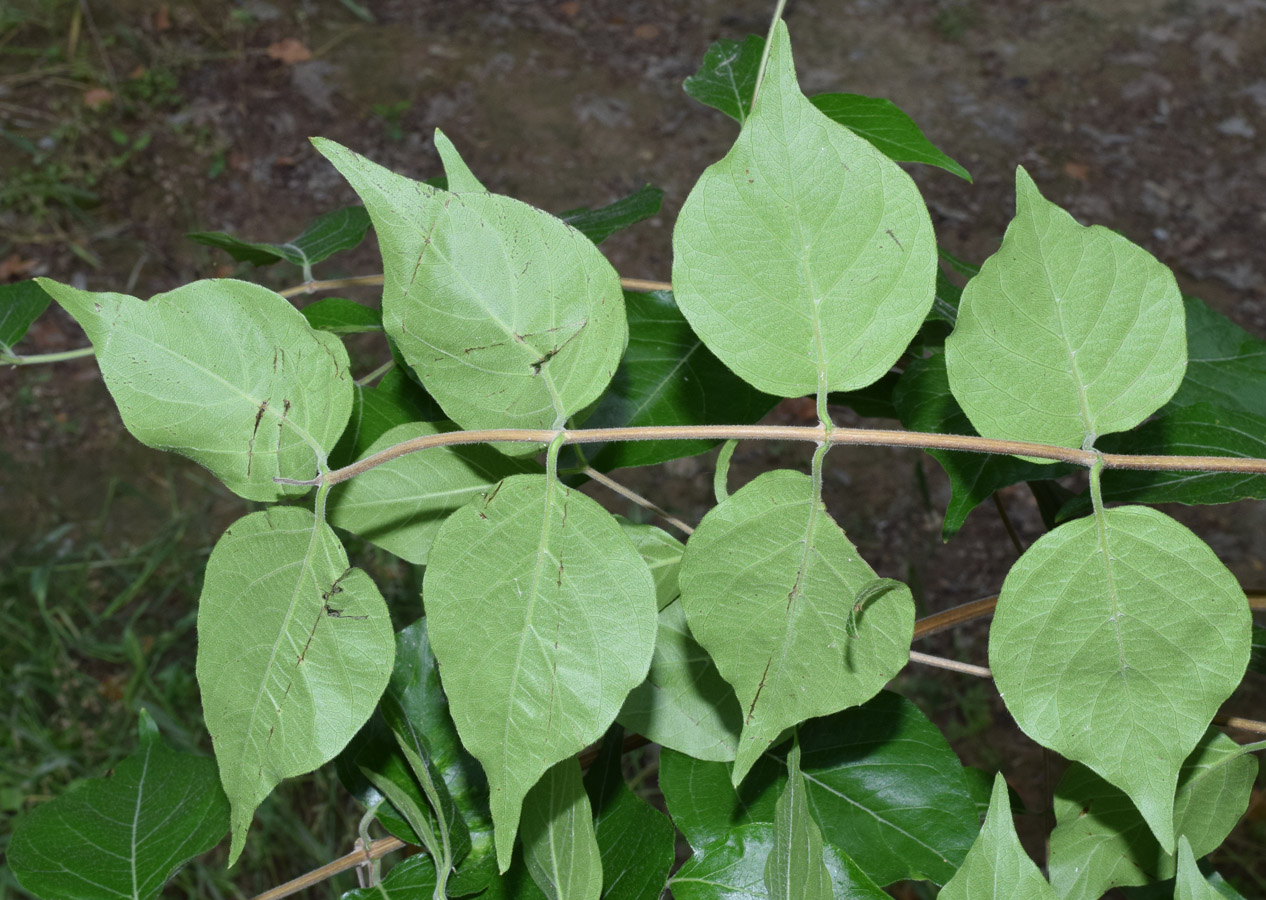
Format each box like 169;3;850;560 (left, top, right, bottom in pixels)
435;128;488;193
617;600;743;763
938;774;1057;900
671;21;936;398
765;743;832;900
619;519;686;612
1048;728;1259;900
423;474;657;871
313;139;627;445
678;469;913;784
38;278;352;501
521;758;603;900
945;167;1186;452
196;506;394;864
1177;836;1225;900
989;506;1249;850
8;718;229;900
328;421;539;564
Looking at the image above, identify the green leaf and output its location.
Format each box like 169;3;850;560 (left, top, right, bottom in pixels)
682;34;764;123
300;297;383;334
577;290;776;470
670;824;886;900
0;279;51;353
678;469;913;783
659;692;980;886
188;205;372;270
196;506;394;864
314;139;628;444
423;474;657;871
332;365;445;466
38;278;352;502
892;351;1072;538
1176;837;1224;900
618;599;743;762
582;727;675;900
1167;295;1266;418
1048;728;1259;900
329;421;540;564
827;371;902;421
1058;403;1266;516
945;167;1186;452
338;617;493;846
672;21;937;398
561;184;664;246
809;93;971;181
341;855;438;900
765;743;832;900
8;711;229;900
989;506;1251;850
435;128;488;193
938;774;1057;900
619;519;685;611
521;757;603;900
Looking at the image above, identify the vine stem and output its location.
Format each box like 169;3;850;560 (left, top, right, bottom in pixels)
284;423;1266;488
2;345;95;365
275;274;673;298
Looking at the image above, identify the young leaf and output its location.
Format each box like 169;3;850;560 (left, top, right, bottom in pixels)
618;599;743;762
809;93;971;182
188;205;372;270
435;128;488;193
989;507;1250;850
1167;294;1266;418
521;757;603;900
328;421;540;564
576;290;776;471
678;469;913;784
37;278;352;502
672;21;937;398
1176;836;1225;900
938;774;1058;900
659;692;980;886
0;279;51;354
561;184;664;246
945;167;1186;452
1048;728;1259;900
423;474;657;871
314;139;628;444
299;296;383;334
764;743;833;900
682;35;765;123
8;711;229;900
196;506;394;864
582;727;675;900
1058;403;1266;516
893;351;1074;538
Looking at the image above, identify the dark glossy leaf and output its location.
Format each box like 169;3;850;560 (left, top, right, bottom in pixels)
341;854;437;900
682;35;764;123
582;727;675;900
188;205;372;270
1251;624;1266;676
300;297;383;334
0;279;51;353
579;290;776;470
1058;403;1266;518
8;711;229;900
810;93;971;181
828;371;901;420
893;351;1073;538
332;365;447;467
561;185;664;245
1168;295;1266;418
659;691;979;886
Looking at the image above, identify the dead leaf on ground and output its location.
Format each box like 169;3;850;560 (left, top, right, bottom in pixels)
0;253;37;281
83;87;114;109
267;38;312;65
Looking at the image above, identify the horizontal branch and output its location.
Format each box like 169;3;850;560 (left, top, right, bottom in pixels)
297;423;1266;488
276;274;672;299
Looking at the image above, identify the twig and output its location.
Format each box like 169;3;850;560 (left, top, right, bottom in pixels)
992;492;1025;556
907;650;992;678
249;835;403;900
278;274;673;297
355;358;395;387
582;466;694;535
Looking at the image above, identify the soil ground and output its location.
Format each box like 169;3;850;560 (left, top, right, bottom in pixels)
2;0;1265;897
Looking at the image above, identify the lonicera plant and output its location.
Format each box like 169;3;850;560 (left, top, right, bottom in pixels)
5;15;1266;900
